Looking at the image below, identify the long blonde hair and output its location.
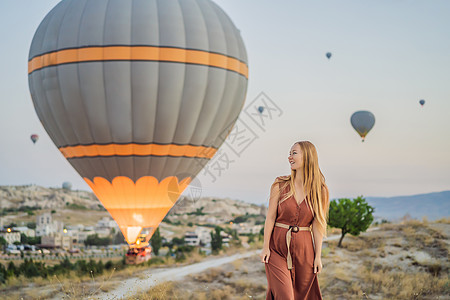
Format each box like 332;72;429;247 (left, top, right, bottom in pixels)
275;141;330;237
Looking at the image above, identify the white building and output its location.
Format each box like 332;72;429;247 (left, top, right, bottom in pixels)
75;230;97;245
184;231;199;246
197;227;212;245
0;229;21;245
97;217;119;230
13;226;36;238
220;231;231;247
95;217;119;237
184;227;212;246
36;212;64;236
232;223;263;235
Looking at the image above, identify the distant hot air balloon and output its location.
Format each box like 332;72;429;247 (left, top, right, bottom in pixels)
28;0;248;245
350;111;375;142
258;106;264;114
62;182;72;190
326;52;332;60
30;134;39;144
419;99;425;107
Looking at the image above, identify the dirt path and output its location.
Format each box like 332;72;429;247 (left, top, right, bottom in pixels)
96;250;260;300
95;230;365;299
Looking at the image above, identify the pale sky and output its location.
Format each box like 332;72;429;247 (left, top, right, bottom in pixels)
0;0;449;206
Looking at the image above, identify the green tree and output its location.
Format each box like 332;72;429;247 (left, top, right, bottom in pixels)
171;237;185;247
150;228;162;256
84;234;111;246
0;263;7;283
248;233;255;244
328;196;374;247
7;261;18;277
26;222;36;229
0;237;7;249
112;230;125;244
20;233;28;244
19;258;40;278
27;236;41;245
210;226;222;253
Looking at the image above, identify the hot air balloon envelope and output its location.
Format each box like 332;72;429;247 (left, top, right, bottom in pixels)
30;134;39;144
326;52;332;59
419;99;425;106
258;106;264;114
350;111;375;142
28;0;248;245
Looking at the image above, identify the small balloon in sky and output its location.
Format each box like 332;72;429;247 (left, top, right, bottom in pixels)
350;111;375;142
326;52;332;60
419;99;425;107
30;134;39;144
258;106;264;114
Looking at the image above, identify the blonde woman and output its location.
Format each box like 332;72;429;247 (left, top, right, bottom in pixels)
260;141;330;299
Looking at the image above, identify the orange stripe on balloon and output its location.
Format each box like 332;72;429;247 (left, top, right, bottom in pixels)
28;46;249;78
59;143;217;159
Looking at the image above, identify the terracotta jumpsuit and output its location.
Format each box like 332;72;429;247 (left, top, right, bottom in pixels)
265;182;322;300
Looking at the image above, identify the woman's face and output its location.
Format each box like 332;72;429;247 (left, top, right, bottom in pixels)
288;143;303;170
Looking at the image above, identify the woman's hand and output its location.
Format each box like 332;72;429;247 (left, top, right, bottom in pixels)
313;257;323;274
260;247;270;263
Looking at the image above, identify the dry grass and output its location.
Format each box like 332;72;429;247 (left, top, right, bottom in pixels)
311;219;449;300
358;262;449;299
131;271;266;300
435;217;450;224
0;268;118;300
231;258;243;270
130;281;183;299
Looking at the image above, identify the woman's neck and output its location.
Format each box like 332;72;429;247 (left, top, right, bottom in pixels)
294;171;304;187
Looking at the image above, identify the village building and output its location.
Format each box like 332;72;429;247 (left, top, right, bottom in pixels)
0;229;21;245
35;212;64;236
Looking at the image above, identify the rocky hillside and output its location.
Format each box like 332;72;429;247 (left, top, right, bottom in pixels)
0;185;266;219
168;195;266;218
0;185;101;210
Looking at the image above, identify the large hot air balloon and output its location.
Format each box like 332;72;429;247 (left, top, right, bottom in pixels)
326;52;332;60
419;99;425;107
28;0;248;245
350;111;375;142
30;134;39;144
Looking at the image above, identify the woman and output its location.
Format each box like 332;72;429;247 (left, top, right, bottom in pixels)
260;141;330;300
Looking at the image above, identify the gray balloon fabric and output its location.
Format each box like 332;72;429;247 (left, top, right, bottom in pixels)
350;111;375;141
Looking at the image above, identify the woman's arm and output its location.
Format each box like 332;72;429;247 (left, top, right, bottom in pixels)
312;218;323;256
312;184;329;273
260;179;280;263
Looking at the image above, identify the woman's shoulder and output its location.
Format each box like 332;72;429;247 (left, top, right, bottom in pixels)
271;175;290;193
274;175;291;182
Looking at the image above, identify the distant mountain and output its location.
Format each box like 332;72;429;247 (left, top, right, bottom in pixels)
365;191;450;221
